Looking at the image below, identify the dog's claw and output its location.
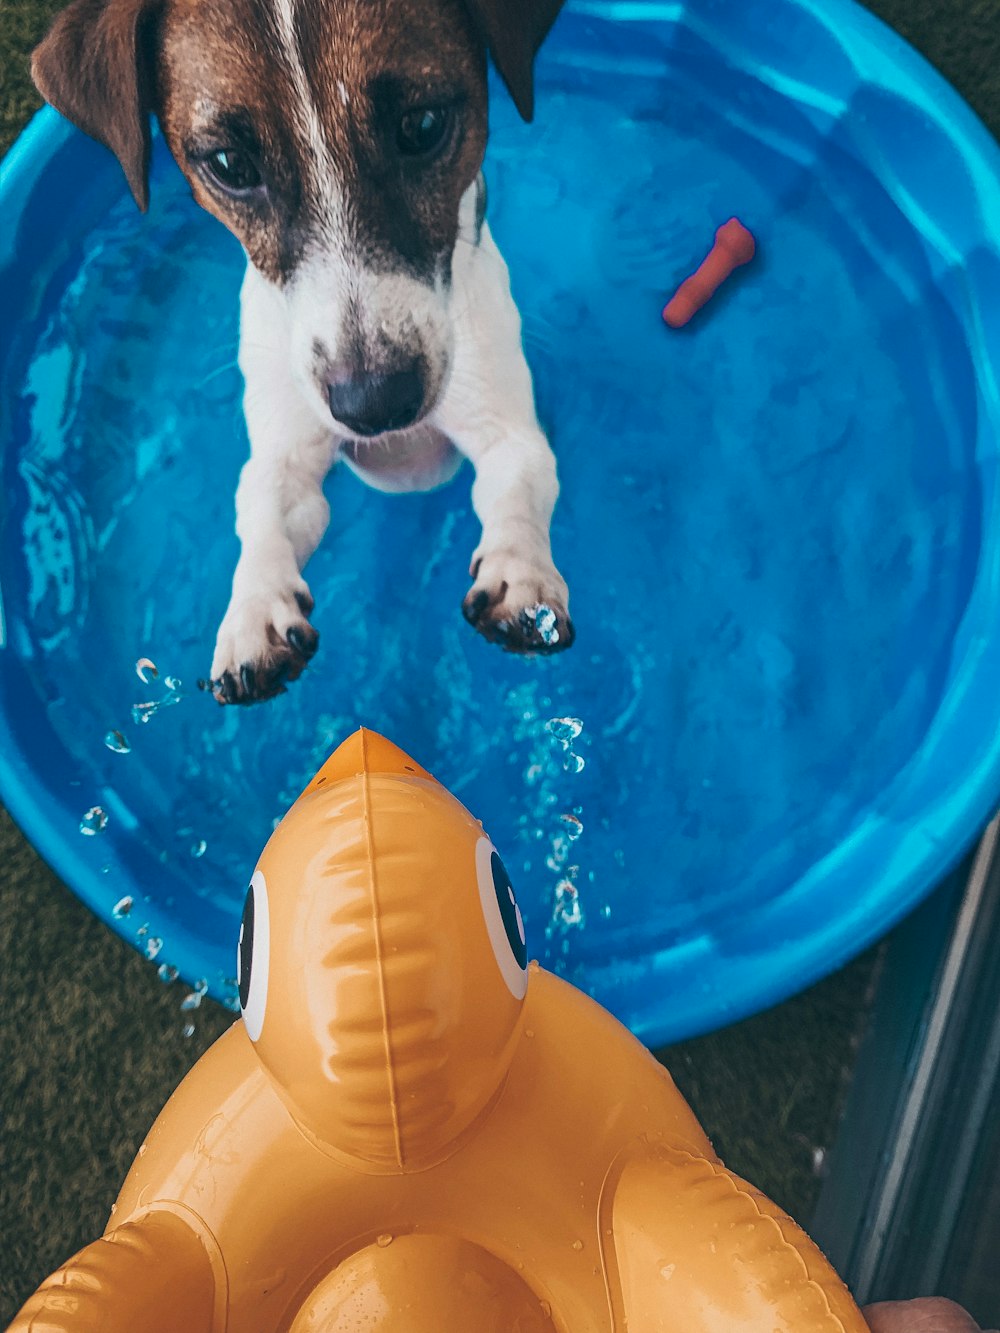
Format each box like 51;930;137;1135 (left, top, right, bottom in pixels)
214;671;236;705
463;589;490;626
212;660;291;705
286;625;317;659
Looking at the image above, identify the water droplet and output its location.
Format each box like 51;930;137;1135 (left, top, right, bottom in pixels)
182;1021;196;1039
132;692;181;725
660;1263;676;1280
545;716;583;744
164;675;182;691
112;895;133;919
572;1239;584;1251
376;1233;393;1248
104;729;131;754
136;923;149;938
541;1302;552;1318
145;936;163;960
525;1029;535;1039
157;963;178;984
562;752;586;774
554;880;584;928
80;806;108;836
135;657;159;684
534;605;560;645
190;838;207;859
546;835;569;872
180;990;203;1012
193;977;208;996
560;813;583;840
137;1144;147;1157
600;904;612;919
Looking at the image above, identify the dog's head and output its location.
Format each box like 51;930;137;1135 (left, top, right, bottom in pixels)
32;0;563;436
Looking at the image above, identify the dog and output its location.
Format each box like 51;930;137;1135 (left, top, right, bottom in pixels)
31;0;573;704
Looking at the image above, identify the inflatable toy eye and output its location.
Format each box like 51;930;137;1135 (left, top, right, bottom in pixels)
238;870;269;1041
475;837;528;999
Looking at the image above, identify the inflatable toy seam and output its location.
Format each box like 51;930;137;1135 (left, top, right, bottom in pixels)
360;752;405;1170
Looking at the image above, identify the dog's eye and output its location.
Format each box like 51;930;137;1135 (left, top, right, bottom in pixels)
205;147;263;194
396;107;451;158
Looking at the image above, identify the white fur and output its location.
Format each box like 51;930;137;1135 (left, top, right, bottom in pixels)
212;179;568;690
269;0;335;191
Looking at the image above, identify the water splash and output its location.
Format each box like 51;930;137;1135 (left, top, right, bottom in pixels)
104;729;131;754
80;806;108;836
132;692;182;725
534;605;560;646
560;813;584;841
131;661;184;725
135;657;159;684
544;716;588;943
112;895;133;919
553;878;584;928
546;717;583;744
180;978;208;1012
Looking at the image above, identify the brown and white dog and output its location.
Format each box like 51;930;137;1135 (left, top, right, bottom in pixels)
31;0;573;703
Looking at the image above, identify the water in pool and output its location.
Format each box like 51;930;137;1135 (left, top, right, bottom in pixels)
1;5;983;1040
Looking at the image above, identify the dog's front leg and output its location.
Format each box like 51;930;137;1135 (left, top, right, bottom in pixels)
210;269;338;704
435;222;573;654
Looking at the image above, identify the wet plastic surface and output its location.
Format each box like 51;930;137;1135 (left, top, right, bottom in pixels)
2;0;999;1043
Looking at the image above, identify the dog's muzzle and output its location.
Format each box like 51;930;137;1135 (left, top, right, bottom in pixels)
327;365;424;437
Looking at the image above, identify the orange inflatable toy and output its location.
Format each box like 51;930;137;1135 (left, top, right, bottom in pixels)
10;730;868;1333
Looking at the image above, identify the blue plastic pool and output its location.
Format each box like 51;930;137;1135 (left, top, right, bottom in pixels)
2;0;1000;1044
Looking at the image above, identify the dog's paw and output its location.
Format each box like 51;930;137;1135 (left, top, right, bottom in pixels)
463;550;574;654
210;582;318;705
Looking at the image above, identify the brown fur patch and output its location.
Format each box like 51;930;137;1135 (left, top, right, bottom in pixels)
155;0;487;285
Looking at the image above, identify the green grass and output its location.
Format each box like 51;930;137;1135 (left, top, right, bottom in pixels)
1;0;998;1321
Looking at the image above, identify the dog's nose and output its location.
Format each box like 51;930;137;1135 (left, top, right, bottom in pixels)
327;367;424;436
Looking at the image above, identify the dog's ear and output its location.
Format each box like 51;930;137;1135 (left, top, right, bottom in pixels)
31;0;161;211
461;0;565;121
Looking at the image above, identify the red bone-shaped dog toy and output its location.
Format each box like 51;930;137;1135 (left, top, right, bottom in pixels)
662;217;756;328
